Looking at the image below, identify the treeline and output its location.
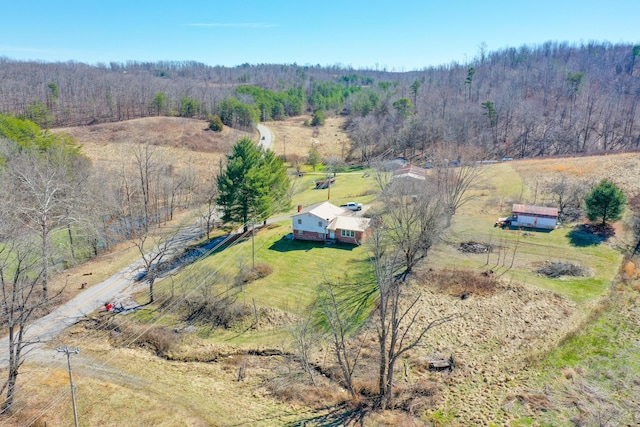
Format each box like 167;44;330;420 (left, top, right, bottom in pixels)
1;40;640;158
0;115;214;282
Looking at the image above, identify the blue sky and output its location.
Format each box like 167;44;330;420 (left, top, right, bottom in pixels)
1;0;639;70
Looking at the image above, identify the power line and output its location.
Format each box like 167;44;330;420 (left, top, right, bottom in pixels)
5;199;294;425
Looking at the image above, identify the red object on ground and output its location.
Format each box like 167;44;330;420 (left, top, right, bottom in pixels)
105;303;113;311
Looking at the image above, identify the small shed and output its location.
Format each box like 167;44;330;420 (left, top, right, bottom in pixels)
511;204;559;230
392;165;428;181
315;177;335;189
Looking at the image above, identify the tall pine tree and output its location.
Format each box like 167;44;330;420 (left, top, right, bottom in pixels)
217;138;289;232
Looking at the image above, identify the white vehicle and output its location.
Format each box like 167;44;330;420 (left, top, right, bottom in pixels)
343;202;362;211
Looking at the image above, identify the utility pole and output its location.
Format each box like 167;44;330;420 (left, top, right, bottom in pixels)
251;221;255;270
57;346;80;427
327;162;333;201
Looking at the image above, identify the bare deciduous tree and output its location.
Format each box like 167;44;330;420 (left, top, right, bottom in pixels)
380;180;447;275
289;308;322;386
369;228;456;409
315;279;368;398
132;142;162;232
6;146;79;299
431;144;484;225
196;164;220;240
0;238;48;413
133;225;184;304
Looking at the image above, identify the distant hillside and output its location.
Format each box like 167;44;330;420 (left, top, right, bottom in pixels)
56;116;251;153
2;41;640;158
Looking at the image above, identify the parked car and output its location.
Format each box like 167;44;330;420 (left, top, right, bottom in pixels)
342;202;362;211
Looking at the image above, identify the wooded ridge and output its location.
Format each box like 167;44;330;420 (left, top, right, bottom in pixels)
1;40;639;158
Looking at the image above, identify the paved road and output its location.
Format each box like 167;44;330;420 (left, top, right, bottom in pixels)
0;223;207;367
257;124;273;150
1;124;279;367
0;261;140;366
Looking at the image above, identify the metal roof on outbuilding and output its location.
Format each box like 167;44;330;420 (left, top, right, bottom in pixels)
512;204;558;218
392;165;427;181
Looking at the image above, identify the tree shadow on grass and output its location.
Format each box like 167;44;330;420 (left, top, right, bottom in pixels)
567;223;615;247
284;402;370;427
269;236;356;252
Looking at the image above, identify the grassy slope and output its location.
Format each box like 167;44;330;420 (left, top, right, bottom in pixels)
14;117;640;426
429;162;623;304
92;159;628;425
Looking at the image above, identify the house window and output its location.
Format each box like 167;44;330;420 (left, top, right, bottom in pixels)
318;221;323;227
341;229;355;238
297;219;302;225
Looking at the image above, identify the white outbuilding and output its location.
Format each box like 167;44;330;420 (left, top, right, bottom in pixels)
510;204;559;230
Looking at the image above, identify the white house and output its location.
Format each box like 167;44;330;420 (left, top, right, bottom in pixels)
291;201;372;244
292;202;347;241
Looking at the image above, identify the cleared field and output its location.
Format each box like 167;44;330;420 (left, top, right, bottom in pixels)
265;116;350;161
13;118;640;426
428;161;625;303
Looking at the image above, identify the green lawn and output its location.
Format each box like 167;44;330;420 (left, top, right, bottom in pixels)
427;162;622;304
285;168;378;213
154;160;622;343
193;222;371;312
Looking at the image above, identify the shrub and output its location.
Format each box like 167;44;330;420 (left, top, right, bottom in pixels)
181;295;252;329
138;326;177;357
236;262;273;285
108;319;179;358
422;268;499;297
208;114;224;132
311;109;325;126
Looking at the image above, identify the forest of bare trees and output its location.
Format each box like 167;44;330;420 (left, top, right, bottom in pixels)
1;41;639;159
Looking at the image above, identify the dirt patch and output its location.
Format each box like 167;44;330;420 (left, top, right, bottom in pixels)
567;223;616;247
419;267;499;297
573;223;615;239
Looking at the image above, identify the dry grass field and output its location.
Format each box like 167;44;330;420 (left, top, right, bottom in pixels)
265;115;351;161
54;116;255;178
8;118;640;426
